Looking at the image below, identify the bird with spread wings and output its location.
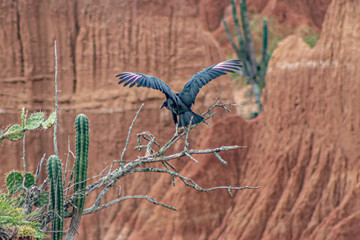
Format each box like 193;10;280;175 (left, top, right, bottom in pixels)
116;59;243;129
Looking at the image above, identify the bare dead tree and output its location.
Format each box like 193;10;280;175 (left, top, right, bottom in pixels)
61;101;258;240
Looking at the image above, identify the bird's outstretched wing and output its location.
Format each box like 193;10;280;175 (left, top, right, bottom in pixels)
178;59;243;106
116;72;178;100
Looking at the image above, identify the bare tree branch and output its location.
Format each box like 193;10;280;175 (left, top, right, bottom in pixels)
133;167;259;194
88;195;177;214
62;102;256;217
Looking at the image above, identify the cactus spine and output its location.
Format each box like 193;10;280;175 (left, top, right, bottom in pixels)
47;155;64;240
73;114;89;214
223;0;270;115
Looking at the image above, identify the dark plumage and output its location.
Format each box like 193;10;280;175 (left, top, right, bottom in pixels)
116;59;243;127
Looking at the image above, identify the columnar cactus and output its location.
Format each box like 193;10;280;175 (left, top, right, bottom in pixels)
223;0;270;115
73;114;89;214
66;114;90;240
47;155;64;240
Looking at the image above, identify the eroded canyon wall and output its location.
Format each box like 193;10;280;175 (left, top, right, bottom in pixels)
102;0;360;239
1;0;356;240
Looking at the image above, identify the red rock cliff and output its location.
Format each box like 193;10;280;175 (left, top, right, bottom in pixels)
102;0;360;239
1;0;358;240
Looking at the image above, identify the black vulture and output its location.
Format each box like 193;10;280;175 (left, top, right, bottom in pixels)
116;59;242;128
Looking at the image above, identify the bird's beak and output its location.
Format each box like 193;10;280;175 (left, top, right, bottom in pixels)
160;103;165;109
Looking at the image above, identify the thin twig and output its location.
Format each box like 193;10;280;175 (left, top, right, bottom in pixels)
214;152;227;165
64;136;75;189
185;152;199;163
133;168;259;195
39;178;48;191
22;128;26;174
161;161;176;186
53;40;59;156
65;171;74;197
148;145;246;164
183;117;193;152
121;103;144;161
64;166;110;193
82;195;177;215
21;110;29;190
22;110;28;175
135;131;160;156
35;154;46;185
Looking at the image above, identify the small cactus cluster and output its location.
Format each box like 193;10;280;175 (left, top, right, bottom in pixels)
47;155;64;240
1;106;92;239
5;171;48;208
45;114;90;239
0;108;56;145
1;111;91;238
222;0;270;115
1;171;48;239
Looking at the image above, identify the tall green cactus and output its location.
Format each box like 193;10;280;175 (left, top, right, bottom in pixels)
47;155;64;240
73;114;89;214
66;114;90;239
223;0;270;115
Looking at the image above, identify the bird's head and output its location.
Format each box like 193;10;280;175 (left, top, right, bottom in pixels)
160;100;167;109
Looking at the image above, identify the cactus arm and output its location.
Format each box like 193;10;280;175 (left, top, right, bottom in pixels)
239;37;252;79
230;0;249;71
73;114;89;213
222;19;240;57
230;0;242;42
229;0;252;78
239;0;257;74
260;19;269;80
261;19;269;67
66;114;89;240
47;155;64;240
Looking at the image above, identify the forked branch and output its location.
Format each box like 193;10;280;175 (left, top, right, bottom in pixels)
63;102;257;216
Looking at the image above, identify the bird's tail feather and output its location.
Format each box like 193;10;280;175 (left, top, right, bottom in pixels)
178;111;204;127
